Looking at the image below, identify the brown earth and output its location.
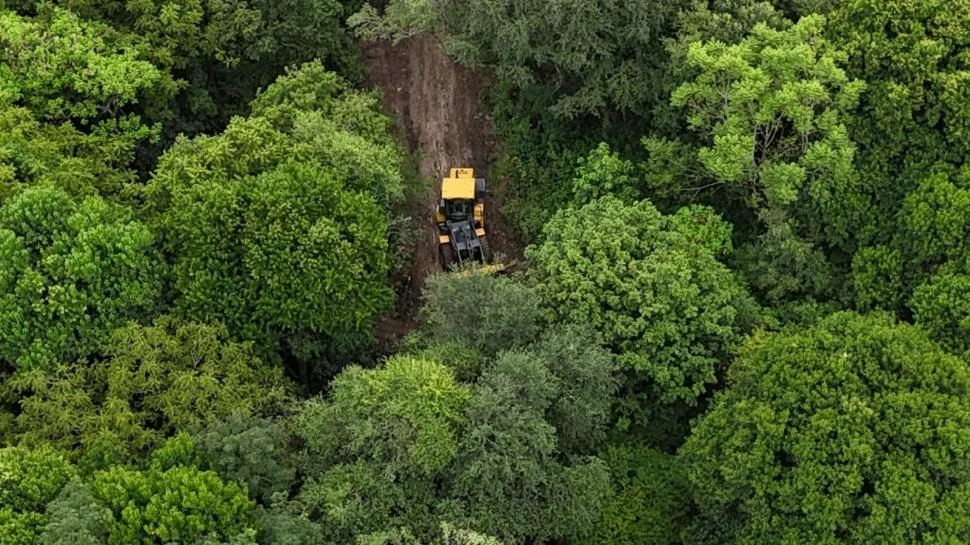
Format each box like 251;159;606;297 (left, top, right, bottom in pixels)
362;34;523;348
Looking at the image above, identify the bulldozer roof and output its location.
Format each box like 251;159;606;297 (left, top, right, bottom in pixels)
441;175;476;200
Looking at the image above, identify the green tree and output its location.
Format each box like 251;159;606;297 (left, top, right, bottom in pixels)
682;311;970;544
910;262;970;358
901;167;970;272
192;413;297;504
855;165;970;316
0;8;161;201
851;244;904;313
348;0;439;44
355;524;506;545
0;446;76;545
351;0;688;118
525;324;618;455
827;0;970;246
0;9;159;125
526;196;756;412
0;185;160;373
293;356;472;542
446;349;611;544
658;0;789;149
146;62;404;378
14;318;290;468
90;465;256;545
418;268;543;363
8;0;363;143
570;143;639;206
583;445;690;545
37;479;112;545
670;14;864;302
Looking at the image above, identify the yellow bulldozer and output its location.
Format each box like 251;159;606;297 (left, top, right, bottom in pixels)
435;167;490;268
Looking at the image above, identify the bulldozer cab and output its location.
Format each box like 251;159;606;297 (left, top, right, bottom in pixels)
442;198;473;221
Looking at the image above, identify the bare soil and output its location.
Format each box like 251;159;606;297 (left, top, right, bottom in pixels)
362;34;523;349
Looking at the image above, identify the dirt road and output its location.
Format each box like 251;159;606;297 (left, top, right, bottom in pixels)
362;34;520;341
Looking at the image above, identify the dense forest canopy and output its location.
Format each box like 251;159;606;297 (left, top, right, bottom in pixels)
4;0;970;543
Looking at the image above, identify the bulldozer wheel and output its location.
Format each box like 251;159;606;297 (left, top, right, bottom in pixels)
440;243;454;270
479;237;491;263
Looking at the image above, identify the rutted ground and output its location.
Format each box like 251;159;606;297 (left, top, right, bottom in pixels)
362;34;521;342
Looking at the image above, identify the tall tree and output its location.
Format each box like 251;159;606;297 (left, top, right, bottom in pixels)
418;268;544;362
351;0;688;119
0;185;160;373
445;347;611;544
682;311;970;544
0;8;161;202
145;62;405;379
827;0;970;245
89;464;256;545
582;444;690;545
669;14;864;302
13;318;290;468
6;0;363;145
0;446;77;545
526;196;757;418
293;356;472;542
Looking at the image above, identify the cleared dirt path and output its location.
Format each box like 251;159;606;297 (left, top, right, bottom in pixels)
362;34;521;343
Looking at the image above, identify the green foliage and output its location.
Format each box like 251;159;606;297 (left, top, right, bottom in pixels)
852;244;904;312
449;0;688;118
0;8;161;201
447;348;611;544
828;0;970;244
299;356;471;477
0;9;159;124
486;84;599;241
526;324;618;455
818;0;970;319
682;311;970;544
526;196;756;409
147;62;403;372
411;341;484;384
0;446;76;512
0;100;140;204
910;262;970;358
673;0;787;48
348;0;439;44
0;185;160;372
419;268;543;359
14;318;289;467
9;0;363;140
0;446;76;545
439;523;504;545
900;166;970;271
251;503;323;545
855;165;970;321
732;208;836;303
356;527;423;545
293;356;471;541
659;0;789;142
90;465;255;545
355;0;686;117
670;14;864;302
37;479;112;545
583;445;690;545
354;524;506;545
193;414;297;504
672;14;862;213
570;142;639;206
668;204;735;259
